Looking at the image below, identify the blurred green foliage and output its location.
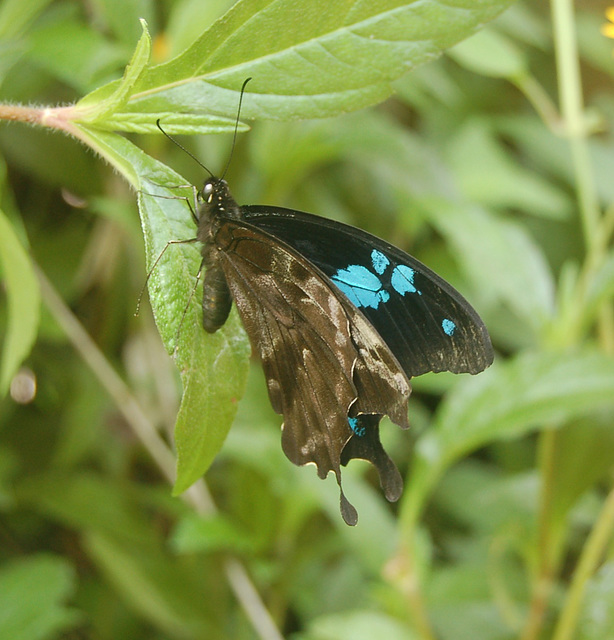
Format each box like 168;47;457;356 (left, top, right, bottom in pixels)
1;1;614;639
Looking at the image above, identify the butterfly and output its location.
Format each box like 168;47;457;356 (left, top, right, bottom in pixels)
196;181;493;525
159;82;494;525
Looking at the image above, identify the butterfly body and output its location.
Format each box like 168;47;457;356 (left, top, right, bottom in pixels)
194;176;493;525
198;179;239;333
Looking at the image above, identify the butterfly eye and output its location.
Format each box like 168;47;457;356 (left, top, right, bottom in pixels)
202;181;215;202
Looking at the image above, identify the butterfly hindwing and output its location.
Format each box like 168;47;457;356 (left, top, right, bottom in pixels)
213;219;411;525
242;206;494;377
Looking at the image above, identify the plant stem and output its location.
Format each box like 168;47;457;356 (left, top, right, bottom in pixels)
520;427;559;640
551;0;600;253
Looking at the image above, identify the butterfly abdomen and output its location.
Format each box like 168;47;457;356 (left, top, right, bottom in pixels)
202;261;232;333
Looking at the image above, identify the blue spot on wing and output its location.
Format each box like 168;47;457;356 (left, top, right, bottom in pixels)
390;265;421;296
331;253;422;310
442;318;456;336
331;264;389;309
348;417;366;437
371;249;389;275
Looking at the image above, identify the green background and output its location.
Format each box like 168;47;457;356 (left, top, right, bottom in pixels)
1;1;614;639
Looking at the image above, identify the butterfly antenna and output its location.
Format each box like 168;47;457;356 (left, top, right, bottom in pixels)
155;120;214;178
220;77;252;180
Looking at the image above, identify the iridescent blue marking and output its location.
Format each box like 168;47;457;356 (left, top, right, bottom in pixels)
390;265;421;296
371;249;389;275
331;265;390;309
348;417;366;437
331;251;422;310
442;318;456;336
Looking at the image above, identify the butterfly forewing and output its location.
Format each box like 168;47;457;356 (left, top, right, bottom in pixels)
241;206;494;377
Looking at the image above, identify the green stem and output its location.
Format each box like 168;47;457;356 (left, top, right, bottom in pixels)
519;428;560;640
551;0;600;253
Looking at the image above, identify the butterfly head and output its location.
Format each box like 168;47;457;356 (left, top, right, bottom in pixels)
198;177;241;222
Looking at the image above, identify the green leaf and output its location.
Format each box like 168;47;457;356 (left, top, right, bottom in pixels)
0;555;82;640
85;0;515;125
73;126;251;493
0;207;40;396
164;0;236;59
85;111;243;135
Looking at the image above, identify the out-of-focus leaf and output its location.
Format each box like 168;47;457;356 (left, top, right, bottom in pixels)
427;560;525;640
27;11;128;92
0;207;40;396
0;0;54;39
449;27;527;78
433;349;614;464
171;512;256;554
584;250;614;327
548;417;614;527
87;0;156;48
84;531;216;638
0;555;82;640
17;472;161;547
445;119;572;219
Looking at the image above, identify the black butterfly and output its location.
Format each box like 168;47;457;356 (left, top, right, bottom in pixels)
192;183;493;526
159;86;494;526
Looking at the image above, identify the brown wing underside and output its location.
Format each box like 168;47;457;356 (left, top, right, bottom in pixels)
216;222;411;525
